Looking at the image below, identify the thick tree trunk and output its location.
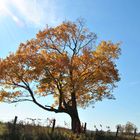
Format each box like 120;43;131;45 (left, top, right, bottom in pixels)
70;109;81;133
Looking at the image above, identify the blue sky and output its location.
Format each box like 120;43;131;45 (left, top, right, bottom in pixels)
0;0;140;131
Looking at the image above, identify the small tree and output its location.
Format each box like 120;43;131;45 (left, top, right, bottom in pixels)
0;19;121;133
124;122;136;135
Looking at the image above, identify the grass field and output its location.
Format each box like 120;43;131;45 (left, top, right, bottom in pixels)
0;120;140;140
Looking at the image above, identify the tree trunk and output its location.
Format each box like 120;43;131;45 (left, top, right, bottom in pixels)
70;109;81;133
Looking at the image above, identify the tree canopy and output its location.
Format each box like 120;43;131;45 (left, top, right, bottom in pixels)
0;19;121;132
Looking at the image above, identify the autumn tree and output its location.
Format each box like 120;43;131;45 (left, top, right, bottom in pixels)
0;20;120;133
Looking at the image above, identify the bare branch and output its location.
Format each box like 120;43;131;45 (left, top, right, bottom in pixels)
10;99;33;103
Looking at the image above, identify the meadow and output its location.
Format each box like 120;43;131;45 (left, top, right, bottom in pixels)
0;117;140;140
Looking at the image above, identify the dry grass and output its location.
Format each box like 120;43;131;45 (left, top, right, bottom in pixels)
0;120;140;140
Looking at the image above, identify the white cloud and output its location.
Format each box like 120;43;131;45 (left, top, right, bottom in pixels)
0;0;62;27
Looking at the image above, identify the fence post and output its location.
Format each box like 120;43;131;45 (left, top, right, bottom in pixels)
11;116;18;139
115;125;119;139
51;119;56;133
134;128;137;140
13;116;18;132
84;122;87;133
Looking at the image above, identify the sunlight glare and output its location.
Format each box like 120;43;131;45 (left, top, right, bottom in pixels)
0;0;10;16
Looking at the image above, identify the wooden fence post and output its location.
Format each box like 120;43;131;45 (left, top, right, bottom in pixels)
13;116;18;132
134;128;137;140
115;125;119;139
84;122;87;133
11;116;18;140
51;119;56;133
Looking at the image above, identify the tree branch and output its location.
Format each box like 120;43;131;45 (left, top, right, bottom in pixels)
25;84;66;113
10;99;33;103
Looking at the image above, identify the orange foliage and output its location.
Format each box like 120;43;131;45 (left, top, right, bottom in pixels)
0;19;120;109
